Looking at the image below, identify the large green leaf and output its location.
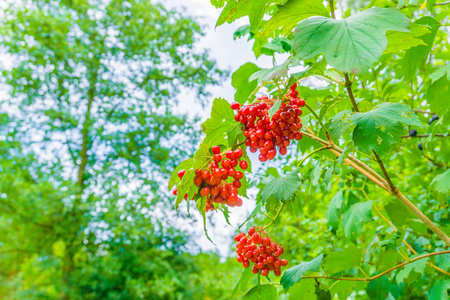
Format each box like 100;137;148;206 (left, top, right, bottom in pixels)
427;76;450;115
292;8;410;74
330;281;356;300
402;17;441;81
324;245;362;274
396;254;429;283
350;103;422;155
384;23;429;54
429;169;450;204
244;284;278;300
366;276;390;300
202;98;241;147
288;279;317;300
327;190;344;233
428;280;450;300
261;169;301;202
168;158;193;190
430;64;450;83
281;254;323;290
258;0;328;37
341;201;373;243
216;0;267;31
232;63;261;104
232;268;254;296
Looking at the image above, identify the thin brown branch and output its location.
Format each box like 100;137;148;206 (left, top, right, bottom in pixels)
302;130;450;247
413;109;435;114
435;1;450;5
372;150;396;191
302;251;450;282
344;73;359;112
402;134;447;138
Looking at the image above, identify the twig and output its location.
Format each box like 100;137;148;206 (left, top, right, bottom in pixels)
435;1;450;5
413;109;435;114
328;0;335;18
302;130;450;247
344;74;358;112
401;134;447;138
263;203;285;230
297;147;329;168
372;150;396;192
302;251;450;282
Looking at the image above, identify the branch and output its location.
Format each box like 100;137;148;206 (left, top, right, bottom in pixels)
302;251;450;282
435;1;450;5
341;72;450;247
328;0;336;18
413;109;435;115
344;74;359;112
402;134;448;138
302;130;450;247
372;150;395;192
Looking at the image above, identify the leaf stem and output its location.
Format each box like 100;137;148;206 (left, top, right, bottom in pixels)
263;203;285;230
328;0;336;18
304;102;331;141
402;134;447;138
297;147;329;168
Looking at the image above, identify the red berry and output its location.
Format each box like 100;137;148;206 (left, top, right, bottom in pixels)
239;160;248;170
213;154;222;162
233;180;241;188
194;176;203;186
230;159;238;167
252;266;259;274
281;259;288;266
236;198;243;207
231;102;240;110
226;150;235;159
173;188;178;196
234;148;244;159
200;187;210;197
228;167;236;176
177;169;186;179
243;260;250;268
261;268;269;276
212;145;221;154
234;171;244;180
248;227;256;236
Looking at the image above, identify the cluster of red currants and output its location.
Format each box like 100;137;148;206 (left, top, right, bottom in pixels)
192;146;248;212
234;227;288;276
231;84;304;162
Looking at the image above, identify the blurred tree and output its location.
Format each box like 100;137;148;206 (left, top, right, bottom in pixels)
0;0;228;299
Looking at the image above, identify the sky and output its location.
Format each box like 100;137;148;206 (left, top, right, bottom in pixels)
162;0;278;256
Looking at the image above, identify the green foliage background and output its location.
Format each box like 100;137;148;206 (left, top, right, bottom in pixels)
0;0;449;299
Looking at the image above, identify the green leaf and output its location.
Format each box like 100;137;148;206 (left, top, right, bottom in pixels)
168;158;193;190
261;169;301;202
232;267;254;296
377;249;402;271
232;63;261;104
234;25;251;40
341;200;373;243
216;0;267;31
396;254;429;284
430;64;450;83
327;190;344;233
281;254;323;291
427;77;450;115
324;245;362;274
258;0;328;37
428;280;450;300
244;284;278;300
202;98;240;147
430;169;450;204
402;17;441;81
315;287;331;300
350;103;422;155
288;279;317;300
330;281;356;300
249;58;291;83
384;23;430;54
193;143;211;170
268;98;281;118
366;276;390;300
175;169;196;210
292;8;410;74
